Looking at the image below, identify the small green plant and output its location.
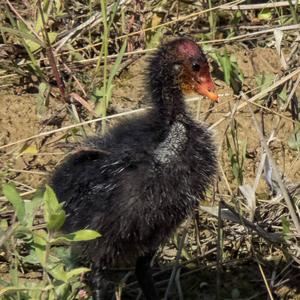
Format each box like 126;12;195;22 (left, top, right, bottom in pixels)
226;119;247;186
255;73;275;92
277;86;288;108
211;50;243;94
1;10;45;79
91;0;127;132
0;184;100;300
207;0;217;40
288;126;300;151
257;9;273;22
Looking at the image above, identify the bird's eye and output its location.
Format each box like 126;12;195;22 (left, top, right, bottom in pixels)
192;63;200;72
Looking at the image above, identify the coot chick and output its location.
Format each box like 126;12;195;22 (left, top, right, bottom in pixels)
51;37;218;300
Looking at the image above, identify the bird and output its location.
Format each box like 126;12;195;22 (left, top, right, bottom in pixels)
51;37;218;300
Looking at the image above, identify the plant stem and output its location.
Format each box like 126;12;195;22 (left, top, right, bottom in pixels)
288;0;299;23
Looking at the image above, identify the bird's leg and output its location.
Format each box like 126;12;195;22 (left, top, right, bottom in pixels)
135;252;159;300
91;264;110;300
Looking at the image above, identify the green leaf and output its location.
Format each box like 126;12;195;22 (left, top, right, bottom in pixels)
255;74;275;92
0;219;8;231
3;184;25;224
91;87;104;103
48;262;67;282
146;27;164;49
281;216;290;239
52;282;70;299
9;265;19;286
44;185;66;231
48;32;58;45
66;267;90;281
0;286;25;297
212;50;243;94
14;225;32;240
18;144;38;156
0;26;44;47
107;0;121;28
0;278;9;288
35;0;50;32
220;52;232;86
37;81;50;115
48;289;58;300
52;229;101;243
240;139;248;173
65;229;101;241
94;38;127;116
258;10;272;21
33;230;47;266
107;38;127;88
22;250;40;265
25;39;42;52
46;207;65;231
54;0;62;12
24;192;43;228
25;32;57;52
288;128;300;151
278;86;288;107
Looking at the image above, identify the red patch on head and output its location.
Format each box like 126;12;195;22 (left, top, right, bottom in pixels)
177;40;200;57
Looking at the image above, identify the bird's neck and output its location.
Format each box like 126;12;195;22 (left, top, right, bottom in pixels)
150;81;187;123
149;79;191;165
147;54;188;123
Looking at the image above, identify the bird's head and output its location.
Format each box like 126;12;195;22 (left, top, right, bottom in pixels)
158;38;219;102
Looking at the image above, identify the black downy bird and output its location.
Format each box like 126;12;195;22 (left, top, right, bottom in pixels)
51;37;218;300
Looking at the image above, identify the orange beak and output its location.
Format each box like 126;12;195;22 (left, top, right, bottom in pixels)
194;66;219;102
